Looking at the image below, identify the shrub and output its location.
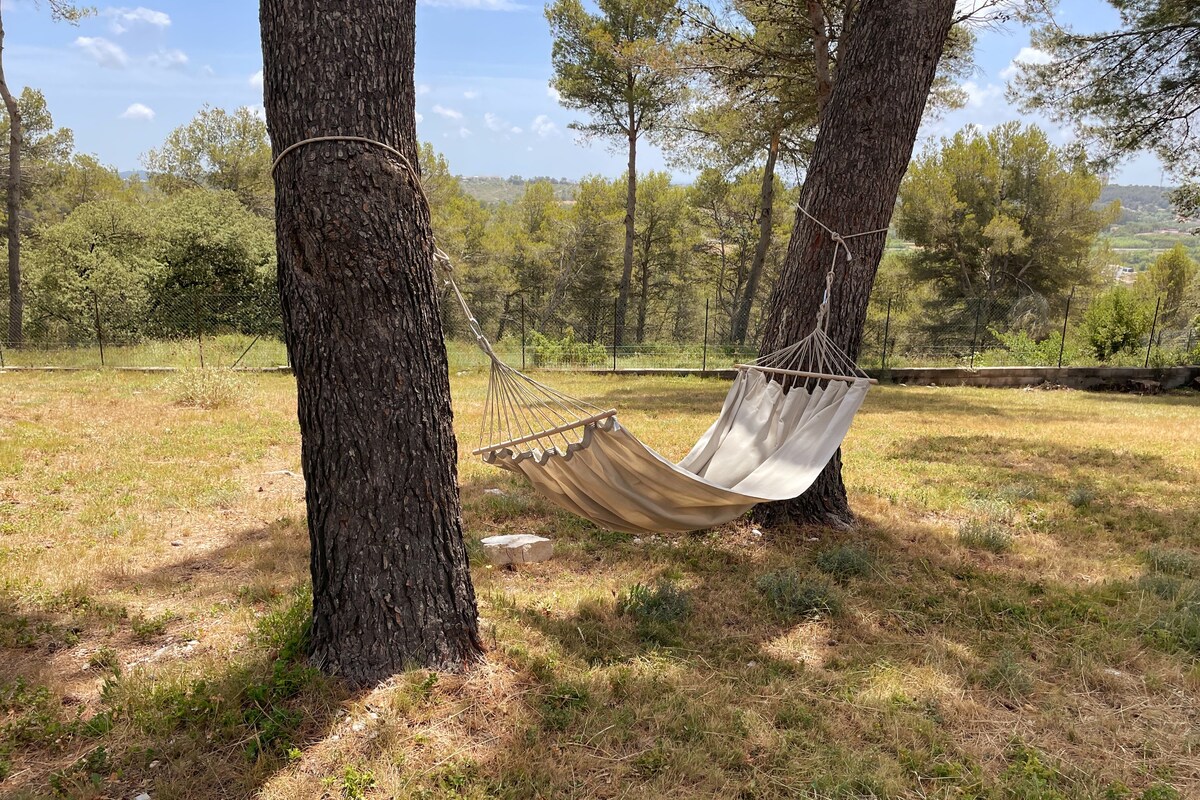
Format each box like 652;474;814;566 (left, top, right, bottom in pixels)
527;329;608;367
1082;287;1152;361
164;368;247;409
815;545;874;583
756;571;843;619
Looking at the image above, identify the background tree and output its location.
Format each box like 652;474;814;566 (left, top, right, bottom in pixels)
1083;286;1152;361
0;2;88;346
896;122;1116;337
547;0;686;348
756;0;958;529
1140;242;1197;326
261;0;483;682
1014;1;1200;216
144;105;273;216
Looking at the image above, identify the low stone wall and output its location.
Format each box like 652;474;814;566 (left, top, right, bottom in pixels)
871;365;1200;390
577;365;1200;391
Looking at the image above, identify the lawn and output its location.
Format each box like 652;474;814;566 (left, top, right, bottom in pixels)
0;369;1197;799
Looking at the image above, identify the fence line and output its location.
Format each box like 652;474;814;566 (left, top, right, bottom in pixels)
1;288;1196;372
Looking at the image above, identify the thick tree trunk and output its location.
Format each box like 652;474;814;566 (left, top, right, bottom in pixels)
0;9;23;348
755;0;955;529
615;116;637;349
731;129;780;345
260;0;483;684
808;0;833;114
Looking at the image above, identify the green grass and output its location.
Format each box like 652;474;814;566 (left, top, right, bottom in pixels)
0;371;1197;798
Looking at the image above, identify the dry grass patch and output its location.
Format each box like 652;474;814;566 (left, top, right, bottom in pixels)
0;371;1197;798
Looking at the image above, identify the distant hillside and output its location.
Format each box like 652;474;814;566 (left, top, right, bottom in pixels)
1099;184;1174;214
460;176;578;205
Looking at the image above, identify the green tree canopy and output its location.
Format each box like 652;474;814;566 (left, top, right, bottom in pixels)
1141;242;1197;325
897;122;1117;303
143;106;273;216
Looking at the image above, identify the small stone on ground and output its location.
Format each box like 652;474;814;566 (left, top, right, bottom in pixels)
480;534;553;565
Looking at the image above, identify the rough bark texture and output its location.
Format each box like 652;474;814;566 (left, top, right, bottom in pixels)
260;0;483;684
0;8;23;348
732;128;780;345
807;0;833;114
755;0;956;529
615;116;637;348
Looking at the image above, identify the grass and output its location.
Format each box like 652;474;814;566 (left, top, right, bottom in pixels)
0;369;1198;798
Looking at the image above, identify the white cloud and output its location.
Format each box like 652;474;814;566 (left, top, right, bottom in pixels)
105;6;171;34
247;105;266;121
485;112;521;134
1000;46;1052;81
960;80;1003;108
418;0;525;10
547;85;561;102
201;64;215;77
250;70;263;88
416;112;424;124
463;89;479;100
148;48;188;69
531;114;558;138
458;127;472;138
74;37;129;68
417;83;431;95
432;104;463;120
120;102;155;121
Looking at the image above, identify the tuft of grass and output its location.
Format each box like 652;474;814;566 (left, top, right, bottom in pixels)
341;764;377;800
957;519;1013;553
1068;486;1096;508
616;579;691;645
164;367;248;409
756;571;843;619
979;651;1033;700
88;647;121;674
815;544;874;583
1142;546;1200;578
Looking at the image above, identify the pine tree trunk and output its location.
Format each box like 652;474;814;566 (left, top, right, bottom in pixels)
615;118;637;349
755;0;956;529
731;128;780;346
260;0;483;684
0;8;23;348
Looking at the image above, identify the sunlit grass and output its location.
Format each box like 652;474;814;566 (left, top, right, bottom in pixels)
0;370;1197;798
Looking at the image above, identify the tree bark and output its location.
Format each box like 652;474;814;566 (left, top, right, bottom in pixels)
0;8;23;348
615;107;637;349
260;0;483;684
755;0;956;529
808;0;833;114
732;128;780;345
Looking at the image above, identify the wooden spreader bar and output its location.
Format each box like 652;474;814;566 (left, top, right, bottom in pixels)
473;409;618;456
736;364;879;385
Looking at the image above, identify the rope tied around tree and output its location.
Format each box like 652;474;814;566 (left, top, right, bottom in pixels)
794;204;890;334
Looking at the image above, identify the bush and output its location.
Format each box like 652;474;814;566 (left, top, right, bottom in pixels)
1082;287;1152;361
756;571;843;619
815;545;874;583
527;329;609;367
616;580;691;645
1142;546;1200;578
1067;486;1096;508
164;368;247;409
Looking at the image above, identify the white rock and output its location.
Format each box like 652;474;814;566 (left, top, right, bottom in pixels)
480;534;553;565
135;793;152;800
484;488;506;496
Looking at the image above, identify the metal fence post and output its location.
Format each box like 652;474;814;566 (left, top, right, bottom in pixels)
1145;295;1161;368
969;299;983;369
1057;286;1075;368
881;295;893;370
520;294;526;371
195;296;206;369
612;299;618;372
92;292;106;367
702;298;709;372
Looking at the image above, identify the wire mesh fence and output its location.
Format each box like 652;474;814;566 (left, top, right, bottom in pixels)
1;286;1196;372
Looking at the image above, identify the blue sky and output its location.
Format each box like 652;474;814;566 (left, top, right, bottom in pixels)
3;0;1166;184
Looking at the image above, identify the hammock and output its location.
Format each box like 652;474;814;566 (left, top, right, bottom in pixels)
440;216;877;535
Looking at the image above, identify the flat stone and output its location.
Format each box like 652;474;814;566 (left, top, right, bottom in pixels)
480;534;554;565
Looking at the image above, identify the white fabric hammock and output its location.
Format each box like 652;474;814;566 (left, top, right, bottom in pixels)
442;230;875;534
